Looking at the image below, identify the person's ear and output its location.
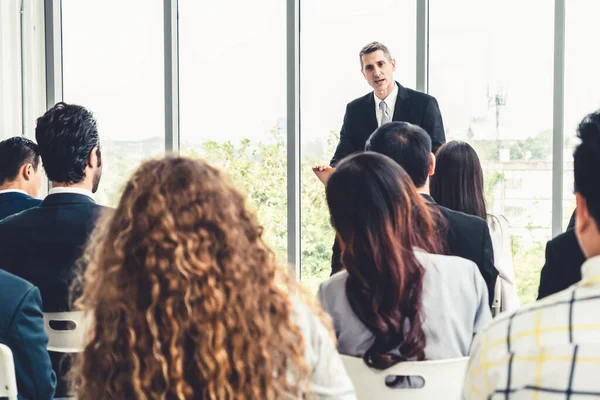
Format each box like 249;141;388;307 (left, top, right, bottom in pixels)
21;163;34;181
428;152;436;177
575;193;590;236
88;146;99;168
390;58;396;72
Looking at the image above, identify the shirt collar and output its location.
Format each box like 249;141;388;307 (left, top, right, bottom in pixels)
48;187;94;199
0;189;29;196
374;82;398;110
580;255;600;286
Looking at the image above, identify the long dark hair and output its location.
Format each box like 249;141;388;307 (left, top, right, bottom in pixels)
430;141;487;219
326;152;444;369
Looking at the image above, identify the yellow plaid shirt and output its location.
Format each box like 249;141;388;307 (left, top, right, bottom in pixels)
464;255;600;399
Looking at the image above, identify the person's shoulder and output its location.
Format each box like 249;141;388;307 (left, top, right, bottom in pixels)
0;269;34;301
0;206;37;229
417;250;479;273
319;270;349;295
347;91;373;108
402;85;438;103
436;203;487;229
550;228;578;247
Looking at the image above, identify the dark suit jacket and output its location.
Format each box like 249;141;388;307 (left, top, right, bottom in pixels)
330;194;498;307
330;82;446;166
0;193;108;396
0;191;42;221
0;270;56;400
0;193;108;312
537;229;585;300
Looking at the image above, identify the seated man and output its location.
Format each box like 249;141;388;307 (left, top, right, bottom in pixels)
0;102;109;395
0;137;43;220
0;269;56;399
464;110;600;399
331;122;498;307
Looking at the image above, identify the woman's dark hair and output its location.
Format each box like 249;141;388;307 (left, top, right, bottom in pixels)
430;141;487;220
326;152;444;369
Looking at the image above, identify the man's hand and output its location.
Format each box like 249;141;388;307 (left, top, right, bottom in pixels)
312;165;336;185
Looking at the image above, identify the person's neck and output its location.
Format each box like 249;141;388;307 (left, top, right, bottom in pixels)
0;182;26;192
416;185;430;195
51;181;93;192
374;83;395;101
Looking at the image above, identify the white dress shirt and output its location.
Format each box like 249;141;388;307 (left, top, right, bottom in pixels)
464;255;600;399
374;82;399;127
48;187;94;200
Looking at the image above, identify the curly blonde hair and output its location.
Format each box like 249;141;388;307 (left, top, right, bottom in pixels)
71;157;317;399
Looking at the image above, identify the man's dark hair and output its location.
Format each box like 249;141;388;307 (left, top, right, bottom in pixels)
365;122;431;188
35;102;101;184
0;137;41;186
574;110;600;227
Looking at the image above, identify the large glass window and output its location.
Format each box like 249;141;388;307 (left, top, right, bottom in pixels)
430;0;554;304
178;0;288;263
0;0;23;139
299;0;416;292
62;0;164;207
563;0;600;229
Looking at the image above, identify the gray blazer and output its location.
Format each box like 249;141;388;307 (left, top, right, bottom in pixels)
318;250;492;360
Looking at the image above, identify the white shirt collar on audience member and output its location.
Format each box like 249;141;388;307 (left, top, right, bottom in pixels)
580;255;600;286
0;189;29;196
48;187;94;200
374;82;399;125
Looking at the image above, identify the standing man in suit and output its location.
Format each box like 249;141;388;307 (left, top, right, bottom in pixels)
332;121;497;306
0;102;108;396
0;137;43;220
329;41;445;167
0;269;56;400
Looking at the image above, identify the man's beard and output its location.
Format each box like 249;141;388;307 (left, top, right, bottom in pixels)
91;168;102;194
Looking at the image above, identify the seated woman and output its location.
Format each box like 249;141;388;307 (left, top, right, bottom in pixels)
430;141;520;315
70;157;355;399
318;152;491;371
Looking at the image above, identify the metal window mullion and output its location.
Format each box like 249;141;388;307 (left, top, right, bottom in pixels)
552;0;565;237
164;0;180;154
416;0;429;93
44;0;61;109
286;0;300;280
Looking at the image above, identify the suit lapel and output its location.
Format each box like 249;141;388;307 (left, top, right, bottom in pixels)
364;92;378;134
392;81;410;122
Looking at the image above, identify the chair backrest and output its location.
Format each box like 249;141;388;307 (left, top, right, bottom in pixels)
0;343;18;400
340;355;469;400
43;311;89;353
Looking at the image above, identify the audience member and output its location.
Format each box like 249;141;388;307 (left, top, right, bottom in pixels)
0;137;43;220
319;152;491;373
430;141;519;315
329;122;497;306
537;208;585;299
0;102;109;396
69;157;355;399
464;109;600;399
0;269;56;399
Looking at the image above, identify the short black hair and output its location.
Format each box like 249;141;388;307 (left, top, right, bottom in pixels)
35;102;101;184
574;110;600;227
0;137;41;186
365;122;431;188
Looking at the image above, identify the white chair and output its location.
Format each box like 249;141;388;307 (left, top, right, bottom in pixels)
0;343;18;400
43;311;89;353
341;355;469;400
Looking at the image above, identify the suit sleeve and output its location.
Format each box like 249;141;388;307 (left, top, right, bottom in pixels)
537;240;561;300
480;223;499;308
330;104;358;167
420;97;446;153
9;287;57;400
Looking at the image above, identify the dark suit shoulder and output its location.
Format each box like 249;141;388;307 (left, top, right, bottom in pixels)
436;204;487;230
549;229;579;249
0;270;35;331
403;87;438;104
347;91;373;109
